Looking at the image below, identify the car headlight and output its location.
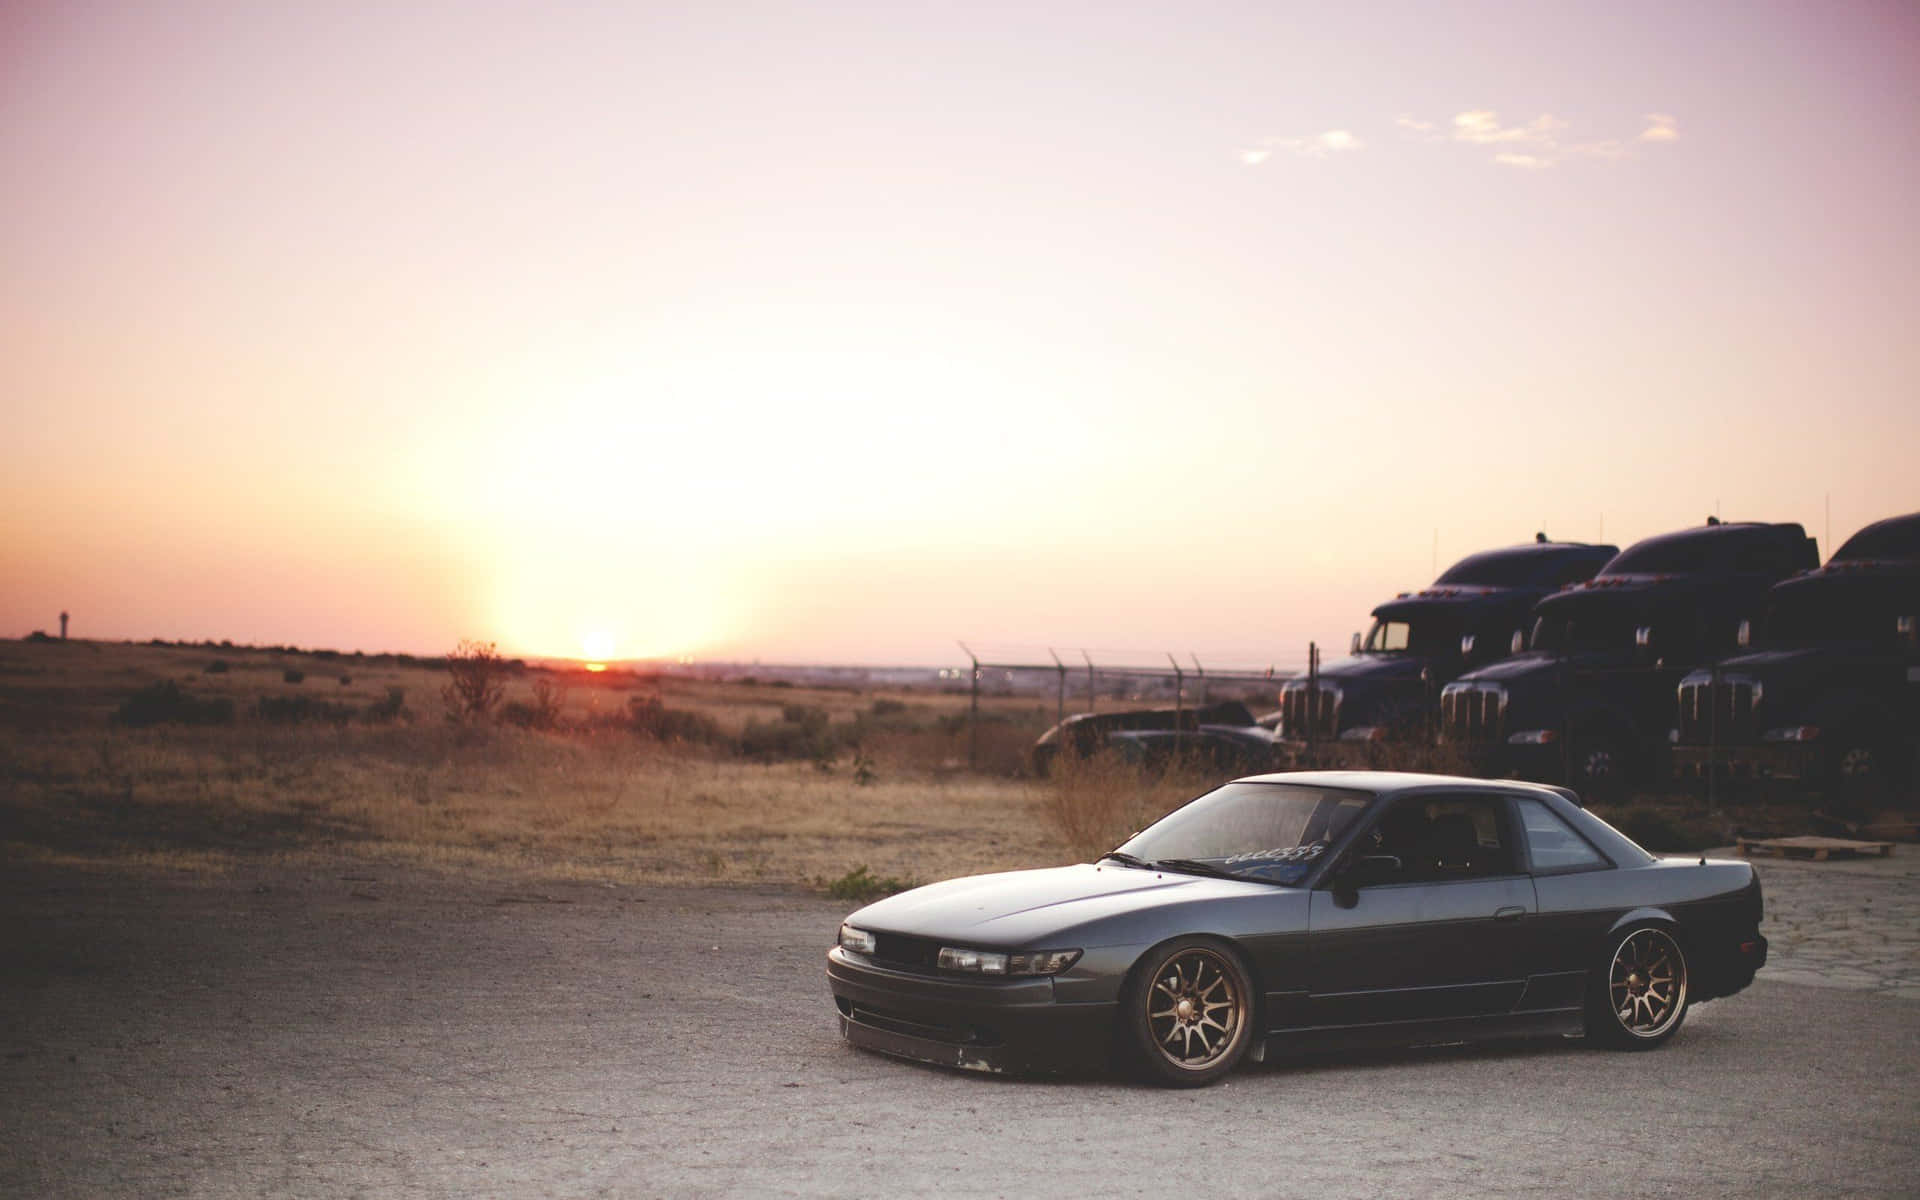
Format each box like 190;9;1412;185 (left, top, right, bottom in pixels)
938;947;1082;976
838;924;877;955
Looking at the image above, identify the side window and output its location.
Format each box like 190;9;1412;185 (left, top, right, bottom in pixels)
1516;797;1607;873
1364;795;1516;882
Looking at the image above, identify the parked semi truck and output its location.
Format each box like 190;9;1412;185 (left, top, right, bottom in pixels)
1277;536;1616;763
1670;511;1920;793
1439;519;1819;794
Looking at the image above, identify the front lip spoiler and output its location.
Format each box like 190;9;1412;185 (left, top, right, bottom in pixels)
837;1010;1011;1074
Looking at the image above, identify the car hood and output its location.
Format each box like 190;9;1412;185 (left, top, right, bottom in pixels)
844;863;1284;947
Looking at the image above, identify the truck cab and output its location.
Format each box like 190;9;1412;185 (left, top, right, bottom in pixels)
1279;538;1615;763
1671;511;1920;793
1440;520;1819;795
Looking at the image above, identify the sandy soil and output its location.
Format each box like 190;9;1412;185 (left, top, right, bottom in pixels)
3;856;1916;1198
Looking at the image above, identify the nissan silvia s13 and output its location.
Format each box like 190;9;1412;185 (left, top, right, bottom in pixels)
826;771;1765;1086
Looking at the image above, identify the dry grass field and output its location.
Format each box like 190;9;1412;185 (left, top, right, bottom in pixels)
6;637;1879;894
0;638;1228;891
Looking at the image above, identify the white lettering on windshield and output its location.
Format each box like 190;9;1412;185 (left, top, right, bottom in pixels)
1223;842;1327;866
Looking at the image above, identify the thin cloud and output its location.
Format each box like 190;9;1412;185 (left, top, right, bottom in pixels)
1241;112;1674;168
1451;111;1567;146
1639;113;1679;142
1239;129;1364;164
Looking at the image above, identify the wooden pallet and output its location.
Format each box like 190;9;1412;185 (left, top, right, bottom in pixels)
1736;835;1896;861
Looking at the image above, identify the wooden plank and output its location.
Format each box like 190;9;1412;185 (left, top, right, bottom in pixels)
1737;835;1896;861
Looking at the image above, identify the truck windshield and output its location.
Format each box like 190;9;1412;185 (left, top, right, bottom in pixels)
1767;581;1916;648
1533;597;1699;657
1363;616;1461;654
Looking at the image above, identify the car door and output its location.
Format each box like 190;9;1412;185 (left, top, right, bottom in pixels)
1301;792;1536;1028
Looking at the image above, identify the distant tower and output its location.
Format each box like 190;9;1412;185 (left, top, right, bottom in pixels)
59;611;68;641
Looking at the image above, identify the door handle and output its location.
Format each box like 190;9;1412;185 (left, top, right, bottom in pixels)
1493;906;1526;921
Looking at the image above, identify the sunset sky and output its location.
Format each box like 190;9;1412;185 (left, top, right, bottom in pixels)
4;0;1916;669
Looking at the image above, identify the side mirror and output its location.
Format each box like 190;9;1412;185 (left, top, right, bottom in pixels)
1635;625;1656;664
1510;628;1526;655
1332;853;1402;908
1341;854;1402;888
1736;619;1751;649
1351;632;1363;655
1459;634;1477;659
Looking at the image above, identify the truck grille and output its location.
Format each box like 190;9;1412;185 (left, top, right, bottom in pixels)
1676;675;1759;745
1280;683;1341;739
1439;683;1506;745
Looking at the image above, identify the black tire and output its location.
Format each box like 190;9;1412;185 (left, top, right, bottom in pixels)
1587;924;1690;1049
1121;938;1256;1087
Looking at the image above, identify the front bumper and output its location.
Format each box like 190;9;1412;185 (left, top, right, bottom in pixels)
1672;743;1819;780
826;947;1115;1075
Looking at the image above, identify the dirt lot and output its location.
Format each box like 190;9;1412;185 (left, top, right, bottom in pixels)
3;855;1917;1199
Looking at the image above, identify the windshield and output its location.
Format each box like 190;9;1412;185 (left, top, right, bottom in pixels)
1363;615;1461;654
1114;782;1373;885
1767;580;1916;648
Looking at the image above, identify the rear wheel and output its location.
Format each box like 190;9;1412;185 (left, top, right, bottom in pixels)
1588;924;1689;1049
1122;939;1255;1087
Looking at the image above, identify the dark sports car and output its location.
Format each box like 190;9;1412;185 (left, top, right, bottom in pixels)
827;771;1767;1086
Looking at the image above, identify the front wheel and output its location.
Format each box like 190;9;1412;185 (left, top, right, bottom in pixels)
1122;939;1255;1087
1587;924;1689;1049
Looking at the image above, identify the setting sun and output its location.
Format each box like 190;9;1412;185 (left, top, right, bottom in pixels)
581;631;615;662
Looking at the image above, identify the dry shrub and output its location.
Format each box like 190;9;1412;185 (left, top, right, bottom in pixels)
442;639;506;723
1040;749;1218;862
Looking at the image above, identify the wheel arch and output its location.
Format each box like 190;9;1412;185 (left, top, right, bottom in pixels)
1121;931;1267;1031
1605;907;1683;941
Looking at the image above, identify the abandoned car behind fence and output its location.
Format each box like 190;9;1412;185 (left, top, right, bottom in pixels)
828;771;1766;1086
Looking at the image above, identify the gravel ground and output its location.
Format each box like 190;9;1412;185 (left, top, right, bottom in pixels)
2;850;1915;1198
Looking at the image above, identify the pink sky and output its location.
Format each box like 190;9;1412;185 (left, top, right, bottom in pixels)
4;0;1917;668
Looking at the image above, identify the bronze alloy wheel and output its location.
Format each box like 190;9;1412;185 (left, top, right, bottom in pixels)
1125;939;1254;1086
1596;926;1689;1047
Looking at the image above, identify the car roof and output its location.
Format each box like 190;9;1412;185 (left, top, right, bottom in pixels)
1231;769;1579;804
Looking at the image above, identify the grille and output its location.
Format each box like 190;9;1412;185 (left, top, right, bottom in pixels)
1439;683;1506;745
1676;676;1759;745
1280;683;1341;739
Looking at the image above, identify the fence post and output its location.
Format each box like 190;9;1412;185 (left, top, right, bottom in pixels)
1306;642;1319;762
1049;648;1066;728
1082;651;1096;715
1168;653;1184;766
1191;653;1207;705
957;641;980;771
